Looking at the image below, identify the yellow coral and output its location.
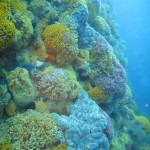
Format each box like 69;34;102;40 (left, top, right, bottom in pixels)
138;116;150;133
35;99;48;113
43;23;70;53
88;86;108;104
43;23;78;66
0;19;16;50
0;2;9;18
0;0;26;14
0;141;12;150
52;143;67;150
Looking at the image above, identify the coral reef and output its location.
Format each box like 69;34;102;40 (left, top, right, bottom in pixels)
0;19;16;51
0;0;149;149
88;86;108;104
35;99;48;113
110;131;131;150
7;67;35;107
93;61;126;98
33;67;80;114
74;56;91;77
92;16;111;36
0;140;12;150
0;110;65;150
54;90;110;150
43;23;79;66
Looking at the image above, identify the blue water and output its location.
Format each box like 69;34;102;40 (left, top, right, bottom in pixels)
113;0;150;119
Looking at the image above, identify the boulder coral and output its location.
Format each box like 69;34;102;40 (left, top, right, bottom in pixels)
93;61;126;98
35;67;80;114
92;16;111;36
54;90;110;150
7;67;35;107
0;110;65;150
43;23;79;66
89;32;126;98
0;19;16;51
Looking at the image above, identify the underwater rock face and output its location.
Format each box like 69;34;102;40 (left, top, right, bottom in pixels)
54;90;110;150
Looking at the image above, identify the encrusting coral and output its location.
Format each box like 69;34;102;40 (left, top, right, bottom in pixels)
0;110;65;150
0;140;12;150
88;86;108;104
92;16;111;36
138;116;150;133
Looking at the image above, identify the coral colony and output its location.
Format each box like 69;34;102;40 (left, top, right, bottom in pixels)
0;0;150;150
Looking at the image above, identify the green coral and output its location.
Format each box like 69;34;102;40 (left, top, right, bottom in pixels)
92;16;111;36
87;0;98;21
0;110;65;150
63;0;79;4
138;116;150;133
0;140;12;150
0;0;26;13
10;0;26;14
0;2;10;19
0;19;16;51
110;131;131;150
7;67;35;107
12;13;33;49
